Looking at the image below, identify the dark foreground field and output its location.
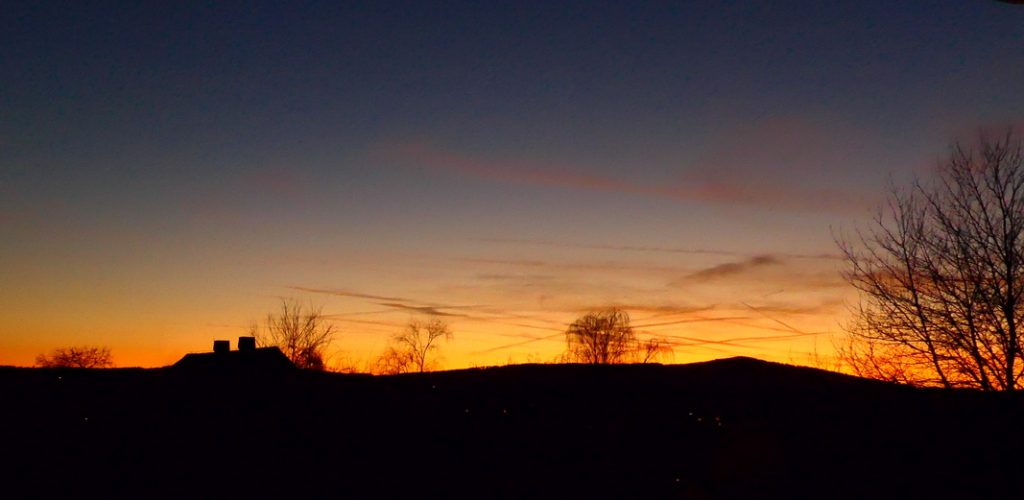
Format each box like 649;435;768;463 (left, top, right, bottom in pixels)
2;357;1022;499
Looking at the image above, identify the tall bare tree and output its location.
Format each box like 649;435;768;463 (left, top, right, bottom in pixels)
252;299;337;370
386;318;453;373
837;131;1024;390
36;346;114;368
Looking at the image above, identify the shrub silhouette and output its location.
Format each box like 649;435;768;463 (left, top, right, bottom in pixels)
35;346;113;368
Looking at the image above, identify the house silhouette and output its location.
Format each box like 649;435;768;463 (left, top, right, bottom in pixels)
172;336;296;372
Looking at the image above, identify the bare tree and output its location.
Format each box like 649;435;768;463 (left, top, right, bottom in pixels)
837;131;1024;390
251;299;337;370
635;337;674;364
565;308;638;364
385;318;453;373
36;346;114;368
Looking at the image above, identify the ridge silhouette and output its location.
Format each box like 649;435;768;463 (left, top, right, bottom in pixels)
2;357;1020;499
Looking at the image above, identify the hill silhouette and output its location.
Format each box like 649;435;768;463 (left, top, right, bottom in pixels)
2;357;1021;499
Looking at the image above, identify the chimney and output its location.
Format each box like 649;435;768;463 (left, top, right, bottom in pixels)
238;336;257;352
213;340;230;353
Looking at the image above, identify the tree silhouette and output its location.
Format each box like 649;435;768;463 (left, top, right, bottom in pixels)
837;131;1024;390
35;346;114;368
382;318;453;373
636;337;674;363
251;299;336;370
563;309;674;364
565;308;637;364
371;346;417;375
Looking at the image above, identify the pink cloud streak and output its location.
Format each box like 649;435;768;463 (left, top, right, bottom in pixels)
388;142;871;212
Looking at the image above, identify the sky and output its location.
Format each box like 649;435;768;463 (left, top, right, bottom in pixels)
2;1;1023;368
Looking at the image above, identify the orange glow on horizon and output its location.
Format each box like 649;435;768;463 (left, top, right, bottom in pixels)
1;301;850;372
1;205;854;371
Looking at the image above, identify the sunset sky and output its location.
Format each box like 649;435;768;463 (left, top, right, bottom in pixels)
2;1;1023;368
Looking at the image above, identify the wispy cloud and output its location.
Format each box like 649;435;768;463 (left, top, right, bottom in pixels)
473;237;843;260
631;316;752;329
292;286;487;318
676;255;783;283
656;330;826;348
375;302;472;318
386;142;869;213
324;317;406;330
475;273;557;282
295;285;565;331
606;304;719;317
457;257;685;275
470;333;565;355
737;298;847;316
291;286;412;303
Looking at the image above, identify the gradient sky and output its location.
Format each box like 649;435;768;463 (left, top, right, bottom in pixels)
2;1;1023;368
